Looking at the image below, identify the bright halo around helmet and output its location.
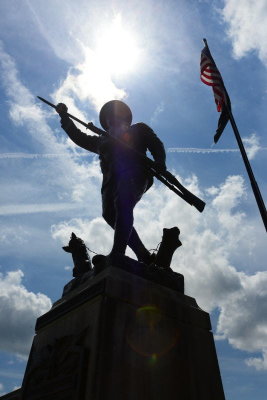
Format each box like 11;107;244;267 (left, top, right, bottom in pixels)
95;15;140;75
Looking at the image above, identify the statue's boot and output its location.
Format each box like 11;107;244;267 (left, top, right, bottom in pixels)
154;227;182;270
138;251;157;265
92;252;126;274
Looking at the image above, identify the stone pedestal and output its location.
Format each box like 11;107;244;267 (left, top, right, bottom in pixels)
0;389;21;399
4;264;225;399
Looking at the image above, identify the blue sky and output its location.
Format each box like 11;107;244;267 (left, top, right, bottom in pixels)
0;0;267;398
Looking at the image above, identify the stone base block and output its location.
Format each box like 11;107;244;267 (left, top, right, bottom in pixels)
5;264;224;400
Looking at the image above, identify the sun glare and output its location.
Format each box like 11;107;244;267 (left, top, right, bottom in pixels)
95;15;140;75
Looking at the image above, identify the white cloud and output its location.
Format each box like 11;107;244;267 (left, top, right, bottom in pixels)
0;41;102;208
24;0;204;115
25;2;128;113
25;0;98;65
0;225;30;246
0;369;23;380
0;383;4;395
140;178;267;370
51;217;113;256
217;271;267;350
246;349;267;370
212;175;244;211
222;0;267;63
0;270;51;356
51;172;267;370
52;44;126;117
24;0;200;72
243;133;261;160
1;3;266;374
210;175;247;240
0;41;71;157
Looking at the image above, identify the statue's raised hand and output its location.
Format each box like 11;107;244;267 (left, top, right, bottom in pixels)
56;103;68;115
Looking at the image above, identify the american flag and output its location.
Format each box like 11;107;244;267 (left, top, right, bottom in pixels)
200;44;226;112
200;42;230;143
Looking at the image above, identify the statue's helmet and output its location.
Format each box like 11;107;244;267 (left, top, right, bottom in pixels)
99;100;132;131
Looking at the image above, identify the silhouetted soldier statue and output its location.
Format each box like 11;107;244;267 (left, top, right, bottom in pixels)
56;100;166;264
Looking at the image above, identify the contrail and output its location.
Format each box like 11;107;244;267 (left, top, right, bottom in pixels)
0;152;93;159
167;147;267;153
0;147;267;159
168;148;238;153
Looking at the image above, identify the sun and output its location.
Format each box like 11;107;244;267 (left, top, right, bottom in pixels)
95;15;140;75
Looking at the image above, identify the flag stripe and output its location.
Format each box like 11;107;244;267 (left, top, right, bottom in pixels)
200;46;227;112
200;42;231;143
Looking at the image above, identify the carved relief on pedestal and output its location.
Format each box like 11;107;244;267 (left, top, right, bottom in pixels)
22;328;89;400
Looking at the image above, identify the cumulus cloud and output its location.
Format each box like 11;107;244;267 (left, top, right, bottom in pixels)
243;133;261;160
221;0;267;63
246;349;267;371
51;217;113;256
216;270;267;371
217;271;267;349
51;172;267;370
0;270;51;356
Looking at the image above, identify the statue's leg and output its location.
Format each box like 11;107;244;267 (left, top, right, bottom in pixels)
102;181;135;255
127;228;152;263
111;175;149;258
111;193;134;255
101;176;151;262
103;207;150;261
102;184;116;228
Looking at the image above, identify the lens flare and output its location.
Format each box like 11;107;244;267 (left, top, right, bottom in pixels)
127;304;180;361
149;353;158;366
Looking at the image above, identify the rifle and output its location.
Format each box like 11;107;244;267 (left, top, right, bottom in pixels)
37;96;205;213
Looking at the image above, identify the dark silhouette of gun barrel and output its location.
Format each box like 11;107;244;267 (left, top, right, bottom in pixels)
148;161;205;213
37;95;206;213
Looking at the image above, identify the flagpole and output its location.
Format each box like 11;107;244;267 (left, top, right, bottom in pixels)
203;39;267;232
227;108;267;232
